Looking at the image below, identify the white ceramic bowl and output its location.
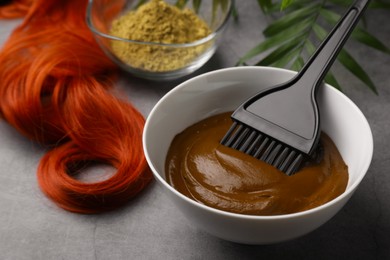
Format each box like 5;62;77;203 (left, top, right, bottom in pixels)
143;67;373;244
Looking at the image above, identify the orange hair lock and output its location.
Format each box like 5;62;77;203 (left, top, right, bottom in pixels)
0;0;152;213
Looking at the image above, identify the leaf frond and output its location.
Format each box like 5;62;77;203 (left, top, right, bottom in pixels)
237;0;389;93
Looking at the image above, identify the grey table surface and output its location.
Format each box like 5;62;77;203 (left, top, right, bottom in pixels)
1;2;389;260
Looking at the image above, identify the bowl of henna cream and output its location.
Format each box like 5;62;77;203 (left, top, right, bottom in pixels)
143;66;373;244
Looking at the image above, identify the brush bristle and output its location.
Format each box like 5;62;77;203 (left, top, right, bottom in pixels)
221;122;305;175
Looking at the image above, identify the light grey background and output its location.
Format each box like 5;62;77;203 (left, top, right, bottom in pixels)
1;2;389;259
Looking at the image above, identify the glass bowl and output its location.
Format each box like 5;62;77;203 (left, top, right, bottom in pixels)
86;0;233;80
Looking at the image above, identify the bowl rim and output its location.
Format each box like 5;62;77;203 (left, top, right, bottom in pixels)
86;0;233;47
143;66;374;220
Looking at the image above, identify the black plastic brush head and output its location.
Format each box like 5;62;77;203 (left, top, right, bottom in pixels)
221;0;370;175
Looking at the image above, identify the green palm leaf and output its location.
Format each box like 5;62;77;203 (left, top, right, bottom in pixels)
338;49;378;93
291;56;305;71
325;72;343;91
263;3;319;37
237;0;389;94
319;8;390;54
236;16;313;65
257;0;279;13
281;0;295;9
352;28;390;54
255;35;306;66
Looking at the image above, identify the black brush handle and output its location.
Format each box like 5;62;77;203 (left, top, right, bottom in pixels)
296;0;370;93
234;0;370;155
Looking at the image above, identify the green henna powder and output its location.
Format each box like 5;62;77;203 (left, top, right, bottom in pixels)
110;0;212;72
